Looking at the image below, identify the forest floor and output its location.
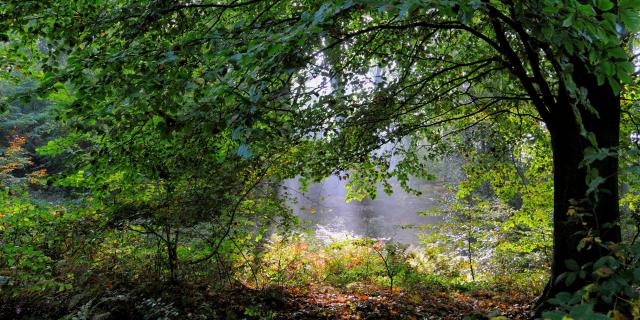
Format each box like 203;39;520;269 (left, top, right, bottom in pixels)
208;284;535;319
2;281;536;319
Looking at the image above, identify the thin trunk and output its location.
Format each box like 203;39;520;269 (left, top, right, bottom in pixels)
467;232;475;282
168;243;178;282
166;227;179;283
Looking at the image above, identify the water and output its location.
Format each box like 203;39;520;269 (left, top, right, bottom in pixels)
281;176;445;245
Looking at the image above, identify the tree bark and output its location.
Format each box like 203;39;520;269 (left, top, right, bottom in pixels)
540;63;621;306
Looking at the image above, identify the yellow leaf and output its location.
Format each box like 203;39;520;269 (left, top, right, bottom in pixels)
595;266;614;278
612;310;626;320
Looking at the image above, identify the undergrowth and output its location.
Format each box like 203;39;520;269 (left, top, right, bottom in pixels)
1;226;545;319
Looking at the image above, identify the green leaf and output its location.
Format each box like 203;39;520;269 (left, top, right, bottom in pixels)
586;168;606;195
621;0;640;10
607;76;621;95
578;270;587;279
594;255;619;269
565;259;580;271
617;62;634;83
562;13;575;27
596;0;614;11
577;4;595;16
565;272;577;286
569;303;608;319
544;6;559;14
581;147;614;167
548;291;573;306
541;310;565;320
596;72;606;86
586;132;598;147
620;0;640;32
600;61;613;76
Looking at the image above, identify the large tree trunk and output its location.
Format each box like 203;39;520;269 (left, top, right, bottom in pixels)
541;64;621;306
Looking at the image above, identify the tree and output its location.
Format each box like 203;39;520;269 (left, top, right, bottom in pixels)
2;0;639;311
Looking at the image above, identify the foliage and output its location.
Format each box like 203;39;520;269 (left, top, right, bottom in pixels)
542;241;640;319
0;179;103;296
416;115;552;287
1;0;639;317
245;232;418;290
